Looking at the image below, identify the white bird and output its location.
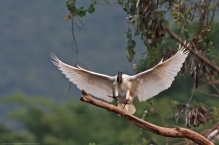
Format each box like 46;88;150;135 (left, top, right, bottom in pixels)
51;43;189;114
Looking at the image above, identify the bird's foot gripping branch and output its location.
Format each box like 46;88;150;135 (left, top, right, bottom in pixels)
80;90;214;145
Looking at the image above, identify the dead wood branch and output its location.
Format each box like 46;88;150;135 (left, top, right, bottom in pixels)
164;26;219;73
80;89;213;145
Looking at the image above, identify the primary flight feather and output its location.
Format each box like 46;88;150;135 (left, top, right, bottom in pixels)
51;42;189;114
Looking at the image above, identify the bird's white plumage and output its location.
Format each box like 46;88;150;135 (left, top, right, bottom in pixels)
130;43;189;102
51;53;116;102
51;42;189;114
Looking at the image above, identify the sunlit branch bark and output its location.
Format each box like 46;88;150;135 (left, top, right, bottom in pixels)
80;90;214;145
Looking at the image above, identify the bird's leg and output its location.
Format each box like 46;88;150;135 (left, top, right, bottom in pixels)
123;100;131;109
123;101;128;108
107;93;118;101
123;91;131;108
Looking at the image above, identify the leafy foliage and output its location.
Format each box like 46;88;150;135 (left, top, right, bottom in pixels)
0;124;34;143
117;0;219;80
66;0;96;18
125;29;136;62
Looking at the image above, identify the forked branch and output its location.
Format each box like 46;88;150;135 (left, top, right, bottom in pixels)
80;90;213;145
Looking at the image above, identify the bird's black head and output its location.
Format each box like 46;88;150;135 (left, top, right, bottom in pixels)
117;71;123;84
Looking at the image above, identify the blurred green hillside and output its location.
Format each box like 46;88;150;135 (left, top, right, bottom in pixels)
1;80;219;144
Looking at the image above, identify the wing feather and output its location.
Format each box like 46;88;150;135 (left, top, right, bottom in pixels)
130;43;189;102
51;53;115;102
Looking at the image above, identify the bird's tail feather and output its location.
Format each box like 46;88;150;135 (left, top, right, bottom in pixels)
117;102;136;114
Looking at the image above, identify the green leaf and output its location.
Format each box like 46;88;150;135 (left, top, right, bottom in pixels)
76;7;86;17
128;39;136;48
125;29;132;39
126;39;136;62
66;0;76;13
87;3;95;14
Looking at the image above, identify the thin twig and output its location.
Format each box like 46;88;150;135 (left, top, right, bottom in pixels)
195;90;219;98
71;16;79;67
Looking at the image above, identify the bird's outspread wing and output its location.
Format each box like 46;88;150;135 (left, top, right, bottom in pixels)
130;42;190;102
51;53;116;102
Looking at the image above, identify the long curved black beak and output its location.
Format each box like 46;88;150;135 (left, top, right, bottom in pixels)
117;71;123;84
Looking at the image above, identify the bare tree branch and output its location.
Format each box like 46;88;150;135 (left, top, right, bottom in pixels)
80;90;214;145
211;84;219;94
164;26;219;73
195;90;219;98
197;80;219;89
